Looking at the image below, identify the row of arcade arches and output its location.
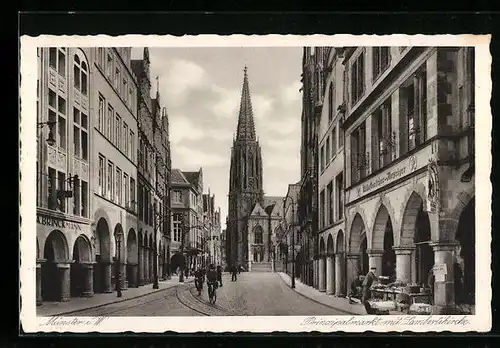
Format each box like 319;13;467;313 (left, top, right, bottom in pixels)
346;191;475;305
38;216;171;303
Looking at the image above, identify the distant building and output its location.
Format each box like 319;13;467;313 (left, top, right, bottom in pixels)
170;168;204;273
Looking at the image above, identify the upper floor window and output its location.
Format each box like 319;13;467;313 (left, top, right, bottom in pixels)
372;47;391;81
98;94;106;133
173;213;182;242
49;47;66;77
48;89;67;150
325;137;331;163
73;53;88;95
332;126;337;156
107;105;114;141
371;98;393;172
328;83;335;123
97;47;105;68
115;66;121;90
173;190;183;203
336;173;343;220
106;53;113;79
350;122;367;183
399;65;427;154
320;145;325;172
73;107;88;160
98;154;106;196
351;52;365;106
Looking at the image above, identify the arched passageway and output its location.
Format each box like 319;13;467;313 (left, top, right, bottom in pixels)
414;202;432;285
138;231;144;286
70;235;93;297
399;191;432;284
455;198;475;305
372;204;396;279
127;229;138;287
360;234;368;275
93;217;112;293
326;234;335;295
41;230;69;301
318;237;326;292
148;234;154;283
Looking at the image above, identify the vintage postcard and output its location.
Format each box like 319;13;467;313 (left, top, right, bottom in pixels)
19;34;491;333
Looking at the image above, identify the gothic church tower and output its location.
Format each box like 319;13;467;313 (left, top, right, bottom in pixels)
227;67;264;267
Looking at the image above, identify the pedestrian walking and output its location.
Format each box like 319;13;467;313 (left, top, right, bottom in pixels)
216;265;223;287
362;267;379;314
231;265;238;281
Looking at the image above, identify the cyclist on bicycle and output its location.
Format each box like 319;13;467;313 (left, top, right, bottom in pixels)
206;264;218;304
194;267;204;296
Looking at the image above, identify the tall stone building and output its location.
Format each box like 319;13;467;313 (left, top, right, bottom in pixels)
131;48;159;286
298;47;328;286
151;79;172;280
227;67;264;268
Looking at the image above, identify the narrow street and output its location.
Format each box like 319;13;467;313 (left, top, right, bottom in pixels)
65;272;346;316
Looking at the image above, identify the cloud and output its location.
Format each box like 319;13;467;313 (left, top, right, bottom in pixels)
173;145;226;169
211;86;240;120
170;115;234;145
282;80;302;103
253;95;274;120
264;117;301;136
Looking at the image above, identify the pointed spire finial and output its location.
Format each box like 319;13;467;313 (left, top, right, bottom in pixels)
244;65;248;76
235;66;256;141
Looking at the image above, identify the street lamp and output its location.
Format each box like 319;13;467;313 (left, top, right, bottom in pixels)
114;229;123;298
37;120;56;146
283;196;296;289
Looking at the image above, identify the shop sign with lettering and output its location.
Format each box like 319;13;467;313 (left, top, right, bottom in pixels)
346;145;431;203
37;213;83;232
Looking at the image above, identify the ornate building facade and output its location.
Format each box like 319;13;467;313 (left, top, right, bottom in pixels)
298;47;327;287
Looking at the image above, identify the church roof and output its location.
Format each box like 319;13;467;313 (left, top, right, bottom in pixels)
235;66;256;141
263;196;283;208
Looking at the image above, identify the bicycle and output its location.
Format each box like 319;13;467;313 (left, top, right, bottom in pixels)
195;277;203;296
207;281;217;304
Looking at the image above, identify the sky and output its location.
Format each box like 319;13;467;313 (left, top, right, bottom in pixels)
131;47;303;228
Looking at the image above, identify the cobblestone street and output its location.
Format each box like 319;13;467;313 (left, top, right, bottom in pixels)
192;273;346;316
50;272;349;316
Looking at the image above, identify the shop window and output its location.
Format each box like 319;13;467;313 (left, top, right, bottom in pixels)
351;52;365;106
350;122;367;183
399;65;427;154
372;47;391;81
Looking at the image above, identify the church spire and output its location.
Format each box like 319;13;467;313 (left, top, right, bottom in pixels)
236;66;256;141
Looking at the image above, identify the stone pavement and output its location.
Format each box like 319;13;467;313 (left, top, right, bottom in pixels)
37;275;194;317
193;272;347;316
277;272;366;315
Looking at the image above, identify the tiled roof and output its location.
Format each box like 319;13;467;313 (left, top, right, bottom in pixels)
182;171;200;186
171;169;189;184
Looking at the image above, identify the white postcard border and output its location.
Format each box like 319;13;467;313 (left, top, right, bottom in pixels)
20;34;492;333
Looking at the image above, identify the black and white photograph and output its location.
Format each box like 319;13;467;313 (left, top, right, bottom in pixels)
20;35;491;333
